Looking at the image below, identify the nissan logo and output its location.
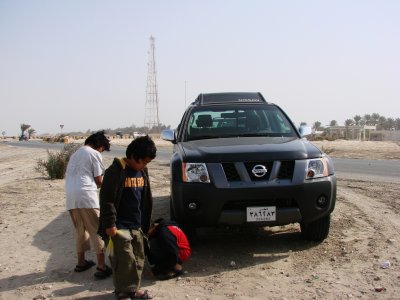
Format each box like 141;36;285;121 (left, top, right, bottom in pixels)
252;164;268;177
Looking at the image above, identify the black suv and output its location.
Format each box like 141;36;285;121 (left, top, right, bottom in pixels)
162;92;336;241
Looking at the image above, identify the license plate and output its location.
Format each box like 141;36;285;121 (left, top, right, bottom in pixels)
247;206;276;222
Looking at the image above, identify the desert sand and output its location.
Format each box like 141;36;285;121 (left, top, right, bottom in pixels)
0;139;399;299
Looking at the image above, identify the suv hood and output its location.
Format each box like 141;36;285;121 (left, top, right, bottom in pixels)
179;137;322;162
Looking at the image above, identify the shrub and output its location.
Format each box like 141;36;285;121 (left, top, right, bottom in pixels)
36;144;81;179
321;146;335;155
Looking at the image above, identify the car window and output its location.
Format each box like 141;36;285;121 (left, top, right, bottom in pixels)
184;105;297;141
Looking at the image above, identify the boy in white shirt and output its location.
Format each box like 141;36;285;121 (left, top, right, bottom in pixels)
65;130;112;279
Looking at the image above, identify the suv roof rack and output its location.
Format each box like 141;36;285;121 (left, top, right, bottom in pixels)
194;92;267;105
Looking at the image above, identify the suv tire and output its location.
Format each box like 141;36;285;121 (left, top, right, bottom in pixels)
169;197;176;221
300;215;331;242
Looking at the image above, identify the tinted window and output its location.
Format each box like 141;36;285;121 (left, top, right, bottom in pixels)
184;105;297;141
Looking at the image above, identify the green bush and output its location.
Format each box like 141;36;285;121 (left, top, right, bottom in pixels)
36;144;81;179
321;146;335;155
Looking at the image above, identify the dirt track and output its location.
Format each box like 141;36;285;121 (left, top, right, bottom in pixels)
0;141;399;299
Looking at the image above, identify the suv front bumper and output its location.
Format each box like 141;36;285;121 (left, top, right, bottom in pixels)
171;175;337;227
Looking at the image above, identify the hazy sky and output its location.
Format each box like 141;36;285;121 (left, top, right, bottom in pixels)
1;1;399;136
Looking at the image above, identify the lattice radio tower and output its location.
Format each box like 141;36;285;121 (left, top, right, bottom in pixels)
144;35;160;129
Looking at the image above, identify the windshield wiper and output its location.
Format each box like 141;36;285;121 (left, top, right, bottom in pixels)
240;133;274;137
187;135;217;141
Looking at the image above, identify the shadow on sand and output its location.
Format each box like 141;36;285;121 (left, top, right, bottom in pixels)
0;195;319;299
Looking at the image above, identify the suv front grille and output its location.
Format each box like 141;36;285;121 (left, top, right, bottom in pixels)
278;161;295;179
221;163;240;181
244;161;273;181
221;161;295;182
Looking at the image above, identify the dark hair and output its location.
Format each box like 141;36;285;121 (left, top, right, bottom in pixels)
126;135;157;161
84;130;111;151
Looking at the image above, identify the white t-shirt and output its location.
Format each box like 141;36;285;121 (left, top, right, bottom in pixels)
65;145;105;210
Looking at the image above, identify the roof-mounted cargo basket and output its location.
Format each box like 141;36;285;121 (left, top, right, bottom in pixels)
194;92;267;105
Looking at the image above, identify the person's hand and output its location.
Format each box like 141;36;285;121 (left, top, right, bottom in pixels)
106;227;117;237
94;175;102;188
148;224;157;237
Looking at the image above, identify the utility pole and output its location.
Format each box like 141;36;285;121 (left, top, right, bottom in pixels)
144;35;160;131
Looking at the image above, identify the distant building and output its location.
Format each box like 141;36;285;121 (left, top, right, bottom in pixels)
324;125;376;140
321;125;400;141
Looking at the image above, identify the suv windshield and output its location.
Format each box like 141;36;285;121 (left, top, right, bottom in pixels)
184;104;297;141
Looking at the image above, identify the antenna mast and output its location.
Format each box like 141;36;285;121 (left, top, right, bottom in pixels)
144;35;160;130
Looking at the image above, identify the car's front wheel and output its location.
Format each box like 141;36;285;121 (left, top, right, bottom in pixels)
300;215;331;242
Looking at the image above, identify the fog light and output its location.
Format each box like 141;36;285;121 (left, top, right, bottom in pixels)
316;195;328;208
188;202;197;210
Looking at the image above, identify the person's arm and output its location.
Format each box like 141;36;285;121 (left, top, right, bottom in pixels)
94;175;102;188
141;168;153;234
99;164;119;237
92;150;105;188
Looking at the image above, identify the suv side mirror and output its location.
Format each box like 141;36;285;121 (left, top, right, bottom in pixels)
161;129;176;143
299;125;312;137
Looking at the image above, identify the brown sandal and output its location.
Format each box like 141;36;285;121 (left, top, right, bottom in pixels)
74;260;95;272
94;265;112;279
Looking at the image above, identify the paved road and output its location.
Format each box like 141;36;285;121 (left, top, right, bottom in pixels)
3;140;173;162
2;141;399;182
332;157;400;183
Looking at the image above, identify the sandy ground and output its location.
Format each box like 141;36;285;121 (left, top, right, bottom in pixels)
0;139;399;299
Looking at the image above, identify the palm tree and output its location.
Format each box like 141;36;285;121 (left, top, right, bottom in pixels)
377;116;386;130
313;121;322;131
20;124;31;139
395;118;400;130
386;118;395;130
345;119;354;126
353;115;362;126
363;114;372;125
329;120;338;127
28;128;36;139
344;119;354;139
371;113;380;125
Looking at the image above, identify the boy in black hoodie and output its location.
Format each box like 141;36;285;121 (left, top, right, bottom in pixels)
99;136;156;300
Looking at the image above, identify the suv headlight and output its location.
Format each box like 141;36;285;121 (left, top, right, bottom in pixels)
182;162;210;183
306;157;329;179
